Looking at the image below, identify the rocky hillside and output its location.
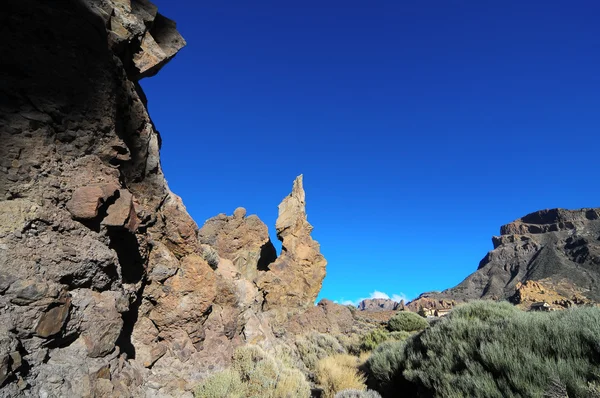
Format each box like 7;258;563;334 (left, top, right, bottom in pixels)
0;1;328;396
408;208;600;311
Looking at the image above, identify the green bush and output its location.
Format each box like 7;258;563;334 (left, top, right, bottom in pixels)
387;311;429;333
296;332;346;371
388;331;410;342
359;329;390;352
359;329;410;352
366;301;600;398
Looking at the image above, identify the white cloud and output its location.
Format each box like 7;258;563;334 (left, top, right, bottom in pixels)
369;291;390;300
391;293;408;303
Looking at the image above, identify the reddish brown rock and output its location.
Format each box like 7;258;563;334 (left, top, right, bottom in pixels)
148;254;216;331
102;189;139;231
66;183;119;220
159;193;201;258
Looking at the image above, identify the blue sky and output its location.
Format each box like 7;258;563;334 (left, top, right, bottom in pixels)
142;1;600;304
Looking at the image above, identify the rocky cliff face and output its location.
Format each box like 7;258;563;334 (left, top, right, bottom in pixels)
0;2;326;396
409;208;600;311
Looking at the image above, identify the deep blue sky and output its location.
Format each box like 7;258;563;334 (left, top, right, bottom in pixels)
143;1;600;304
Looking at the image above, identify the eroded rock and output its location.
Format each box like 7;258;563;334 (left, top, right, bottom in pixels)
258;175;327;321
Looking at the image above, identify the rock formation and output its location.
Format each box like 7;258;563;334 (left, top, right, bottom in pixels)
357;298;402;312
510;280;591;311
408;208;600;310
0;1;328;396
257;175;328;322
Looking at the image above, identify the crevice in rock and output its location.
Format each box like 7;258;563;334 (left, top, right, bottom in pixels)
107;228;145;284
257;241;277;272
115;279;147;360
58;274;93;290
42;332;79;350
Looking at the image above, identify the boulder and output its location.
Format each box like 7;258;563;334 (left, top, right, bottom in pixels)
66;184;120;220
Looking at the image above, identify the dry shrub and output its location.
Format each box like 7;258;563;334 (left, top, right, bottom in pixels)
196;345;311;398
316;354;367;398
296;332;346;371
195;369;246;398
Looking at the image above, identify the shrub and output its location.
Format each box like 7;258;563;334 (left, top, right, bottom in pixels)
387;311;429;333
233;345;311;398
365;340;407;388
201;244;220;268
366;302;600;398
388;331;410;342
358;329;410;352
359;329;390;352
296;332;346;371
196;345;311;398
316;355;367;398
334;389;382;398
195;369;246;398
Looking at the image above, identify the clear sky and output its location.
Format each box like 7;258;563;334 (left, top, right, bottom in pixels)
142;1;600;305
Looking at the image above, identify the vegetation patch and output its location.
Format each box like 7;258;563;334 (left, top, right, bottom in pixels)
366;301;600;397
316;354;367;398
386;311;429;333
296;332;346;372
195;345;310;398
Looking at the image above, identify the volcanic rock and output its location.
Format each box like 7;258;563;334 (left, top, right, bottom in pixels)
0;1;331;395
410;208;600;308
258;175;328;321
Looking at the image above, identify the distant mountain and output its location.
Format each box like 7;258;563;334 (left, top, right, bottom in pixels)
408;208;600;311
358;298;402;311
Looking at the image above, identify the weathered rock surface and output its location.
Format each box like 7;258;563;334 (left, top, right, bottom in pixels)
0;2;329;395
409;208;600;309
198;207;277;281
357;298;402;312
258;175;328;321
286;299;355;336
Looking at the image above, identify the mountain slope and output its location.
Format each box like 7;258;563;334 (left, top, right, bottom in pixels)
409;208;600;310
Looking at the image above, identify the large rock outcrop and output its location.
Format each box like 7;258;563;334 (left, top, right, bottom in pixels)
409;208;600;311
0;2;329;395
198;176;328;325
257;175;328;322
0;1;197;395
